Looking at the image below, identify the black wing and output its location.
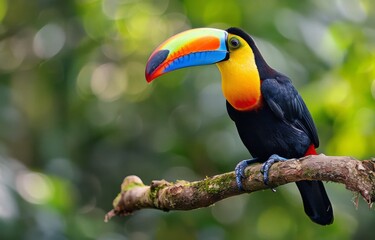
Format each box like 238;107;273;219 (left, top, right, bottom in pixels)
261;75;319;148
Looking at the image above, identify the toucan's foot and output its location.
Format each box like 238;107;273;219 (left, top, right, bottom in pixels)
260;154;287;185
235;158;259;191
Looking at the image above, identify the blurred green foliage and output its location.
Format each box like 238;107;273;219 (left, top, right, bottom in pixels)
0;0;374;239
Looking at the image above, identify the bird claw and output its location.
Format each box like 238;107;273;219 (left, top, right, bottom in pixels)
261;154;287;185
235;158;259;191
235;155;287;191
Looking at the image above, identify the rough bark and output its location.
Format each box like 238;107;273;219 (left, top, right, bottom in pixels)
105;154;375;222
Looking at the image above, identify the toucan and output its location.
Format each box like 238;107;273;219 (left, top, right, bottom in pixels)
145;27;333;225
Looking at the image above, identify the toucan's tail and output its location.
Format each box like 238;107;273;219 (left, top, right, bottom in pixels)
295;180;334;225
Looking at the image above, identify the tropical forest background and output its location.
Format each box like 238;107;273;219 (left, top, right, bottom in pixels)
0;0;375;239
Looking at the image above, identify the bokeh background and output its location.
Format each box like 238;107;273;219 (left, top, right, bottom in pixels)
0;0;375;239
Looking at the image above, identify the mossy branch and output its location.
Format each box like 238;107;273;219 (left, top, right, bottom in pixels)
105;154;375;222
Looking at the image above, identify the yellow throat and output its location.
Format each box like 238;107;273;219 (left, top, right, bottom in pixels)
216;34;261;111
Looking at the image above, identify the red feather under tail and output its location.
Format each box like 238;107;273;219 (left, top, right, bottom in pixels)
304;144;317;156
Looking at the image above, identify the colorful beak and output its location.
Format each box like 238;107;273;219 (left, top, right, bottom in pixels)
145;28;228;82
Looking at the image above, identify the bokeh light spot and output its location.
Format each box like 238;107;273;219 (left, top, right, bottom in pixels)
33;23;66;59
91;63;128;102
16;172;54;204
299;19;343;65
336;0;367;22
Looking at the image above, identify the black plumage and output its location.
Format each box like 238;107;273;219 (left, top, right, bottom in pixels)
226;27;333;225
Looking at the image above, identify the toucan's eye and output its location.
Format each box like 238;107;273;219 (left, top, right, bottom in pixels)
229;37;241;49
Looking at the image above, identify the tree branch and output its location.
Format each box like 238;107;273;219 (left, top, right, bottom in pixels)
104;154;375;222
